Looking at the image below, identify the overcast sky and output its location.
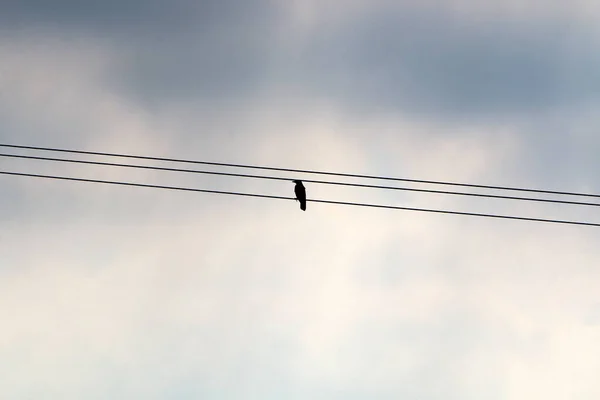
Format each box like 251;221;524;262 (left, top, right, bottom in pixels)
1;1;600;399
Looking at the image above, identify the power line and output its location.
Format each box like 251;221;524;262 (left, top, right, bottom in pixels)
2;152;599;208
2;143;599;199
1;170;598;227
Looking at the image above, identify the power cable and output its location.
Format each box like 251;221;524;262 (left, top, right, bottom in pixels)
2;143;599;199
1;170;598;227
2;152;599;208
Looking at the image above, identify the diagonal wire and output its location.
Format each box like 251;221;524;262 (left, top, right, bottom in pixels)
2;143;599;199
1;170;599;227
1;152;599;208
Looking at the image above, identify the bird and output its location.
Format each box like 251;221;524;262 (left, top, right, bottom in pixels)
293;180;306;211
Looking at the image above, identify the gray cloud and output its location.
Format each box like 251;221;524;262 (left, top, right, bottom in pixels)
0;0;281;105
0;0;249;33
5;1;598;117
287;10;600;118
2;2;600;399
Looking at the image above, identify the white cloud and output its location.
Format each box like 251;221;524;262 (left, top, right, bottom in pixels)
1;14;600;400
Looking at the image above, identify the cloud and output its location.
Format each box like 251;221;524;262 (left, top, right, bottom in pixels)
0;0;236;33
279;7;600;118
1;2;600;399
5;0;599;118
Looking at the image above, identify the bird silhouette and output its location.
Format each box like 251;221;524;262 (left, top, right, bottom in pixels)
293;180;306;211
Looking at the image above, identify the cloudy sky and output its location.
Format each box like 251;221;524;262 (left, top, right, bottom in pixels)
1;1;600;398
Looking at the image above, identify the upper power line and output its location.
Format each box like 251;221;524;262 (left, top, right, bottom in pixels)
2;143;599;199
2;170;599;228
2;152;599;208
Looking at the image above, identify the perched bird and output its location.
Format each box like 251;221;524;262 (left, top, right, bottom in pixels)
293;180;306;211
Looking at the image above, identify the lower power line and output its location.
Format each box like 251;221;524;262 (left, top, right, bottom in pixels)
1;170;598;227
1;152;599;208
2;142;599;199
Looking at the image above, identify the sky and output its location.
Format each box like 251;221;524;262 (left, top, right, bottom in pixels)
1;1;600;399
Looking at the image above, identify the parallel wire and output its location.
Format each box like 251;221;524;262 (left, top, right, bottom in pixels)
1;170;598;227
2;143;599;199
2;152;599;208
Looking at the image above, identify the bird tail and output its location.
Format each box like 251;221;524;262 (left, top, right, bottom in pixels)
300;201;306;211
